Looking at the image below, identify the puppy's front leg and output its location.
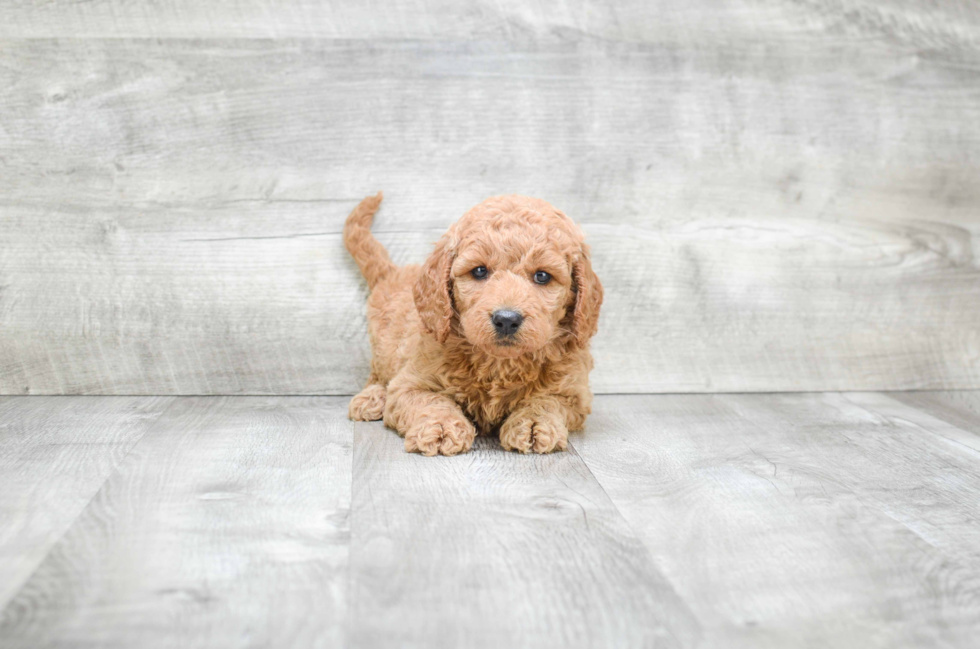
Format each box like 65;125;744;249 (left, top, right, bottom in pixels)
348;374;386;421
500;395;584;454
384;387;476;457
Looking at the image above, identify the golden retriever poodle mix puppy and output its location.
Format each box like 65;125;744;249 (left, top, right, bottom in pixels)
344;192;603;456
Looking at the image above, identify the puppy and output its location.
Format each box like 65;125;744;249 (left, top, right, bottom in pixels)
344;192;602;456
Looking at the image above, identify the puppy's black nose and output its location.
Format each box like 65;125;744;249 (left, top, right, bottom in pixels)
491;310;524;337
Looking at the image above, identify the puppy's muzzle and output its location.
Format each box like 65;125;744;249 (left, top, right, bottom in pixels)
491;310;523;338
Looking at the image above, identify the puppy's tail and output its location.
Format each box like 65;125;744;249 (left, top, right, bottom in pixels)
344;192;396;290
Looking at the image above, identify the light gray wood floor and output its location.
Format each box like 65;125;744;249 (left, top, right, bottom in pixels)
2;392;979;648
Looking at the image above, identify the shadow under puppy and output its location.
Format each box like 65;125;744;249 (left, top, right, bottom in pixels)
345;192;603;456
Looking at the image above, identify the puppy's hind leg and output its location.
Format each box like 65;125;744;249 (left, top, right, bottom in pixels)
349;380;387;421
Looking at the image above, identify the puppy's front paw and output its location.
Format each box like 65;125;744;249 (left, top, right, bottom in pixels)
349;384;386;421
499;411;568;454
404;415;476;457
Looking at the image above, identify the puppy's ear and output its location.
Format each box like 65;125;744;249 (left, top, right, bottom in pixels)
570;244;603;348
414;235;455;343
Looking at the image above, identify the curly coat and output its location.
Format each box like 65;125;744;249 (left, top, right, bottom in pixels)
344;192;602;456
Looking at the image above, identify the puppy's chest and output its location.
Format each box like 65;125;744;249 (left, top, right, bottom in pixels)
449;380;530;431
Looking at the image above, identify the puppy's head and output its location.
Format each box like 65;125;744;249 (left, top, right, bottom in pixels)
414;196;602;358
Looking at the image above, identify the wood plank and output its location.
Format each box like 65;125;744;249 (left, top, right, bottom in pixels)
3;0;666;39
572;393;980;647
2;0;979;44
0;397;353;648
845;391;980;454
0;396;174;608
888;391;980;438
2;36;980;394
348;424;700;648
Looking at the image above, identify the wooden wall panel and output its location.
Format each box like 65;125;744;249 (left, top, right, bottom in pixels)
1;15;978;394
3;0;979;46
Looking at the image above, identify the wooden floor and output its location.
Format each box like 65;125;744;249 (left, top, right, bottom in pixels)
1;392;979;648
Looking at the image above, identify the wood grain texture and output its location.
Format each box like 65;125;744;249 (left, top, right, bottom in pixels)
348;423;700;648
889;391;980;437
2;393;980;646
2;7;980;395
0;397;353;649
846;391;980;454
0;396;174;608
3;0;980;45
572;393;980;648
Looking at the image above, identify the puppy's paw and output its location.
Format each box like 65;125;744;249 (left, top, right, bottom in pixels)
404;415;476;457
499;411;568;454
349;384;386;421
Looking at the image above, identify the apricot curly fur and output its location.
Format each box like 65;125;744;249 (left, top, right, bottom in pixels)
345;193;603;456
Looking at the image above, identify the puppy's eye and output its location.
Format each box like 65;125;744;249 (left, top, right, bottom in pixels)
533;270;552;285
471;266;489;280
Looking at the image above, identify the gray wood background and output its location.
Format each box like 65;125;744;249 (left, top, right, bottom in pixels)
1;0;979;395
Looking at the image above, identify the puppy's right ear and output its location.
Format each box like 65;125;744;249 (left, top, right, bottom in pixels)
414;234;455;343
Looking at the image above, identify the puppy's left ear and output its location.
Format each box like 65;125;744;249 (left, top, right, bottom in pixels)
570;244;603;348
414;234;455;343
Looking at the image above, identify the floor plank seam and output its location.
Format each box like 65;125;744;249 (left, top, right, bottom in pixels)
565;438;696;606
0;397;180;614
345;418;358;649
841;393;980;457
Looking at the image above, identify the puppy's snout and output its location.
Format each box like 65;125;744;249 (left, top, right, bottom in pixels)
491;310;524;337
